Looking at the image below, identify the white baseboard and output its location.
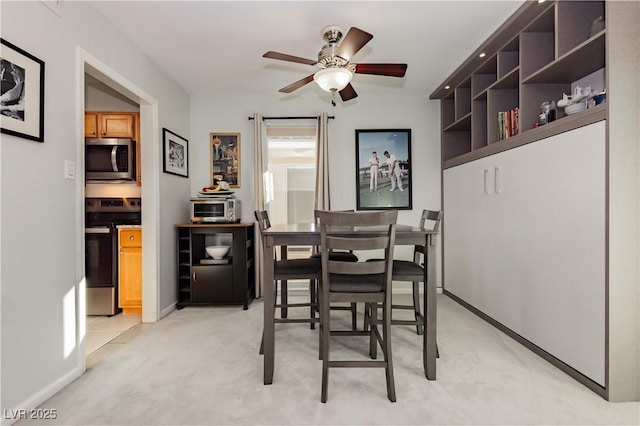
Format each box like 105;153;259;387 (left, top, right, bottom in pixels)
159;302;176;320
1;366;83;426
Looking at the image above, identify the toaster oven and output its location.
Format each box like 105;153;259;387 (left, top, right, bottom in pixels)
191;198;241;223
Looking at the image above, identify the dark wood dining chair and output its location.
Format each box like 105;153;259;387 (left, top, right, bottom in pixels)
390;209;442;335
255;210;321;354
310;209;359;330
317;209;398;403
365;209;441;335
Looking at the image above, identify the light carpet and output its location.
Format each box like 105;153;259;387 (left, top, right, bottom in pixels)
19;295;639;425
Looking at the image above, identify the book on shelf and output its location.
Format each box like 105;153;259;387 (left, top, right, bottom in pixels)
497;107;519;141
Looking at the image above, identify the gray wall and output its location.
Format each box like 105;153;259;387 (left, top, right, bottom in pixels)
189;93;442;274
1;1;190;413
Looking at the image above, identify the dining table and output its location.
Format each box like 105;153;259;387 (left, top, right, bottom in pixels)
260;222;439;385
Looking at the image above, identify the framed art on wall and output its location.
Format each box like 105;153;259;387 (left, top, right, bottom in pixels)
162;127;189;178
0;38;45;143
210;132;240;187
355;129;412;210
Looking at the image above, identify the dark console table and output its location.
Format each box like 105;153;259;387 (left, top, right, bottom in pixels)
176;223;255;309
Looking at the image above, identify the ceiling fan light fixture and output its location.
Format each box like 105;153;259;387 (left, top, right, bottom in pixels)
313;67;353;92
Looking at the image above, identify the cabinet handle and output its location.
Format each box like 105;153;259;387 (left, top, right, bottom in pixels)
484;169;493;195
494;166;502;194
193;272;196;281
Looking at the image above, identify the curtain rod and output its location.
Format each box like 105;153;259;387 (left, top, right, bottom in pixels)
247;116;335;120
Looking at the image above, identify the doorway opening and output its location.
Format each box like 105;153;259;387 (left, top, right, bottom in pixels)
264;125;317;261
79;51;160;366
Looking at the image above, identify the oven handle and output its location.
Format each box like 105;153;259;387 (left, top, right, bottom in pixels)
85;227;112;234
111;146;119;172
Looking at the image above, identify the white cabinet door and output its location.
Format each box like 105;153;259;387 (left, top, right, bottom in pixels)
444;121;606;385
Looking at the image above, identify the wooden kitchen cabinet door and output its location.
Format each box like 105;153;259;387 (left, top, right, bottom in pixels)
119;229;142;314
100;113;135;138
84;113;98;137
84;112;136;138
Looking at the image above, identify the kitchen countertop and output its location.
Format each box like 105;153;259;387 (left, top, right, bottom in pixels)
116;225;142;229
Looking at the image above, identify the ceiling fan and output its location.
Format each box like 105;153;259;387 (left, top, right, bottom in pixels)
263;25;407;105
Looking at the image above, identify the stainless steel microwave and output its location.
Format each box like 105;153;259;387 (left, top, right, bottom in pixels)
191;198;241;223
85;138;136;181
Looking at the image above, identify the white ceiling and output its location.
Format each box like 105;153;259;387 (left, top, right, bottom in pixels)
89;1;525;101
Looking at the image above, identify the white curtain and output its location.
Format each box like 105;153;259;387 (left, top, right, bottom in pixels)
315;112;330;211
253;113;266;298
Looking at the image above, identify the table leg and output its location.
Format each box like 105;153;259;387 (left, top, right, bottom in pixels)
424;233;437;380
263;237;275;385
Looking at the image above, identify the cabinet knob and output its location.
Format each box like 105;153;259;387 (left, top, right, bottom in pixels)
120;250;124;255
130;235;135;240
90;131;95;135
101;131;106;136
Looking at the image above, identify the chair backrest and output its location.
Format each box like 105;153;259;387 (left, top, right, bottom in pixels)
254;210;271;233
418;209;442;232
317;210;397;290
313;209;356;253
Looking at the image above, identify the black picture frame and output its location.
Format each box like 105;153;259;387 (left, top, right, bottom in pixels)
355;129;412;211
1;38;45;142
162;127;189;178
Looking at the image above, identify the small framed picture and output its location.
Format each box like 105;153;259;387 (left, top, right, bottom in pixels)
210;132;240;187
162;128;189;178
355;129;412;211
1;38;45;143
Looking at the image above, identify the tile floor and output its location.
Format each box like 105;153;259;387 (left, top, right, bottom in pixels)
85;313;141;356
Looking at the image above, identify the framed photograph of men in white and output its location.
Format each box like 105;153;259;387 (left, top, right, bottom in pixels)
355;129;412;211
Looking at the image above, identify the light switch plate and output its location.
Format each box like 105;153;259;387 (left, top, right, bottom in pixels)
64;160;75;180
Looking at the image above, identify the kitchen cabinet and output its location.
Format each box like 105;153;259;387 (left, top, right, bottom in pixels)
85;111;142;185
84;112;136;138
176;223;255;309
118;228;142;313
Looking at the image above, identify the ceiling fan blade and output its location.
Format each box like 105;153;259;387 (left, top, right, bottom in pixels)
335;27;373;61
278;74;315;93
354;63;408;77
339;83;358;102
263;51;317;66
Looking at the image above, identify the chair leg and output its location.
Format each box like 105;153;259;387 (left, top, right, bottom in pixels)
369;303;378;360
310;279;316;330
321;291;330;403
259;329;264;355
412;281;423;335
382;301;396;402
351;302;357;330
281;280;288;318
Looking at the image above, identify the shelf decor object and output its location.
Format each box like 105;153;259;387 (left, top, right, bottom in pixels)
355;128;412;211
162;127;189;178
430;0;607;169
210;132;240;188
0;38;45;143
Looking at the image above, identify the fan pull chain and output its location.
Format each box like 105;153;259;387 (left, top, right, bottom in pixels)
331;89;337;107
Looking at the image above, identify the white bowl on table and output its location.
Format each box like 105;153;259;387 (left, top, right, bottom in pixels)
206;245;230;259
